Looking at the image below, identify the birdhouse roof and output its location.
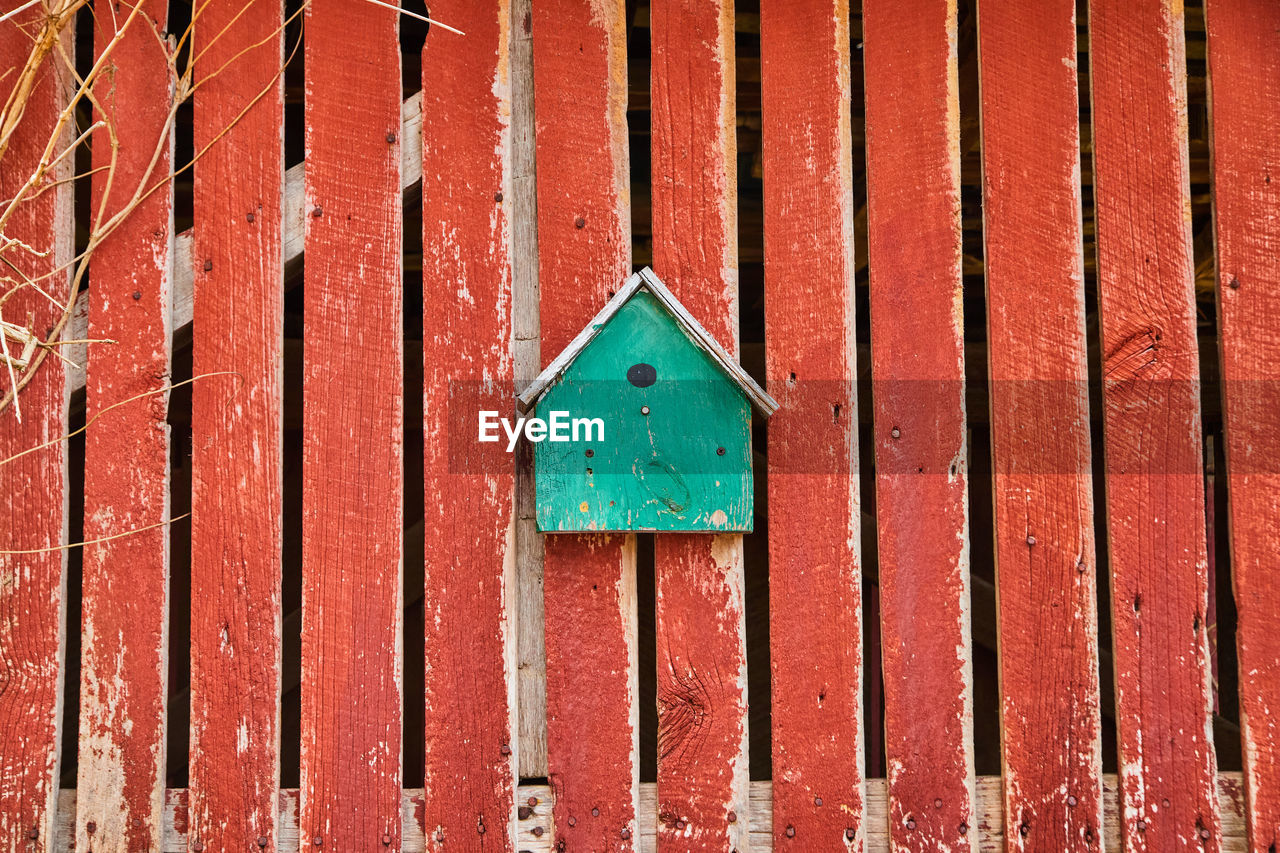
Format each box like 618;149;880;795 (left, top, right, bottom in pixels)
517;266;779;417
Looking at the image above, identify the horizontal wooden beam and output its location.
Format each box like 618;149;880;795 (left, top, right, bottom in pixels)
52;775;1247;851
64;92;424;397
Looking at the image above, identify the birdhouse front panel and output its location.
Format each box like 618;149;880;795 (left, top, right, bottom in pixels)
533;289;754;532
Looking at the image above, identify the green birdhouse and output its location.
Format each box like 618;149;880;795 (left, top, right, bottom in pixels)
518;267;777;533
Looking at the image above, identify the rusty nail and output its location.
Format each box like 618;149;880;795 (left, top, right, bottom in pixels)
891;427;901;439
620;828;631;840
192;843;204;852
133;819;142;828
436;831;445;842
846;828;856;841
133;291;142;300
26;829;37;840
1137;821;1147;832
906;819;916;831
494;191;504;202
478;822;486;835
785;825;795;838
568;816;577;827
585;448;594;457
934;798;943;809
676;820;686;830
382;835;393;846
557;841;566;852
717;447;726;456
727;811;737;824
257;836;268;848
500;743;511;755
1026;534;1037;546
592;808;600;817
528;796;538;807
386;132;396;143
1199;827;1211;840
1019;823;1030;837
1068;795;1078;807
958;823;969;835
314;836;323;846
518;807;533;820
1229;277;1240;289
312;206;323;218
814;797;823;807
247;212;255;223
574;217;586;229
204;259;213;271
531;826;543;837
1163;798;1171;808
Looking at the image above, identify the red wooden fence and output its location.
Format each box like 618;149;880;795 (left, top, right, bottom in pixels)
0;0;1276;851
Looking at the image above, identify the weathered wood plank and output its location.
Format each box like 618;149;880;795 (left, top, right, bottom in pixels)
49;774;1255;852
1090;0;1221;848
531;0;637;849
1205;1;1280;848
420;0;518;847
977;1;1104;848
300;1;403;849
76;8;174;853
0;5;73;850
759;0;864;847
188;1;285;849
862;0;974;848
650;1;748;835
76;3;174;851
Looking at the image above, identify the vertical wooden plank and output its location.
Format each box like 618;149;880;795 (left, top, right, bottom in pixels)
649;1;748;849
1090;0;1221;848
188;0;284;849
0;7;73;851
531;0;638;849
420;1;518;848
862;0;975;848
977;1;1104;848
1205;1;1280;848
759;0;863;848
300;1;403;850
77;2;174;851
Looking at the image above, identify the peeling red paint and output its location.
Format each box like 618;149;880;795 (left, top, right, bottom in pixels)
1205;1;1280;849
863;0;975;849
532;0;638;849
0;6;73;851
300;1;403;849
977;1;1105;848
760;0;864;848
188;2;285;851
77;2;174;850
1091;0;1221;849
649;0;748;849
420;1;518;849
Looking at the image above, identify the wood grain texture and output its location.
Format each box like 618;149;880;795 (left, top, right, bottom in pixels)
420;0;518;847
77;2;174;850
655;1;747;835
759;0;863;847
300;1;403;849
532;1;637;846
649;1;747;847
188;1;285;849
977;2;1104;848
1089;0;1221;848
0;6;73;850
862;0;975;848
1205;1;1280;849
45;773;1257;852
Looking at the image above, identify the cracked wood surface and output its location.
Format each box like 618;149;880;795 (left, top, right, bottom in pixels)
1206;0;1280;849
863;0;976;848
1091;0;1221;848
300;2;404;849
420;0;519;848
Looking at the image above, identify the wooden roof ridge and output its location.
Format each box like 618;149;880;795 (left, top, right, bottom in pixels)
516;266;779;417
